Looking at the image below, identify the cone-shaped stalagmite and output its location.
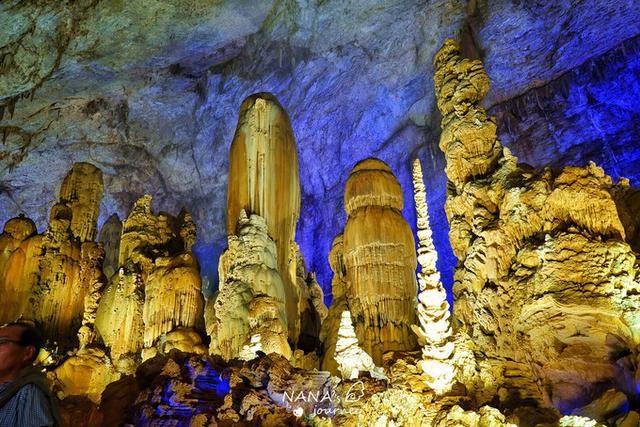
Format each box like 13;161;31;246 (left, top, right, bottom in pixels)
227;93;302;342
342;158;417;364
411;158;456;395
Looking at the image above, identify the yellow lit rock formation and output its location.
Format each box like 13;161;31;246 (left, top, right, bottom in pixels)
95;196;205;368
227;93;302;342
434;38;640;411
207;211;291;361
342;158;418;364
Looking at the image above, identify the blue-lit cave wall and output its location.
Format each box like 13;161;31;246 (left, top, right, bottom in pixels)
1;0;640;307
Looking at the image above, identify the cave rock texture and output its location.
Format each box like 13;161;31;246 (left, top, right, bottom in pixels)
434;38;640;414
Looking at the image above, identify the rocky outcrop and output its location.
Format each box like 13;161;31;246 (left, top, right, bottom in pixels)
434;39;640;411
206;211;291;361
342;158;418;364
411;158;456;395
95;195;205;368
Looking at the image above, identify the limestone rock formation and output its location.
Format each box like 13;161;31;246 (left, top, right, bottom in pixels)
334;310;384;380
95;195;205;368
342;158;418;364
319;234;349;374
0;215;41;324
227;93;302;342
434;39;640;411
411;158;456;395
32;163;105;347
207;211;291;361
98;214;122;280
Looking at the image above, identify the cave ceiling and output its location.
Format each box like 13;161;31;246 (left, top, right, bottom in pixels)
1;0;639;298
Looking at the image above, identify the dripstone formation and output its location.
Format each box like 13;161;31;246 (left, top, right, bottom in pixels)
434;39;640;417
1;45;640;425
342;158;418;364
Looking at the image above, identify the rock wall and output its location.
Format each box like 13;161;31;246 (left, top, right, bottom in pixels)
342;158;418;364
434;39;640;412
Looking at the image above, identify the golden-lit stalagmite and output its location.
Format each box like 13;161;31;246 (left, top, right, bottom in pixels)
98;213;122;280
319;234;349;374
411;158;456;395
342;158;418;364
0;215;41;324
57;162;104;242
33;162;105;347
434;39;640;410
227;92;302;342
95;196;205;368
207;211;291;360
334;310;385;380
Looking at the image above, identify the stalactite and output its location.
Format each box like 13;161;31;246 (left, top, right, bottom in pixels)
411;158;456;395
334;310;384;380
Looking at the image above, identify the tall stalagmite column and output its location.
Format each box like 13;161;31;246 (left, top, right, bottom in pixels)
0;215;41;324
411;158;456;394
227;93;302;341
34;162;105;346
342;158;417;364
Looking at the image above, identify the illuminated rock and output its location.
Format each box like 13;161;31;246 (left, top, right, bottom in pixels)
342;158;418;364
77;242;107;349
57;162;104;242
95;195;204;367
98;214;122;280
51;347;120;403
434;39;640;411
334;310;384;380
319;234;348;374
411;158;456;395
434;405;516;427
0;215;40;324
227;93;302;342
33;162;105;347
207;211;291;361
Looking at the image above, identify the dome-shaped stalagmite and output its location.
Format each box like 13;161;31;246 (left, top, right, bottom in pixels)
342;158;418;364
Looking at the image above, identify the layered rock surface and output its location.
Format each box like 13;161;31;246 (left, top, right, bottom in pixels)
342;158;418;364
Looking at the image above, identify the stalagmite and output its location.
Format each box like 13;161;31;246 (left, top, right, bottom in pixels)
206;211;291;360
0;215;41;324
411;158;456;395
57;162;104;242
95;195;205;367
334;310;384;380
342;158;418;364
433;39;640;410
33;163;105;347
227;92;302;342
319;234;349;374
